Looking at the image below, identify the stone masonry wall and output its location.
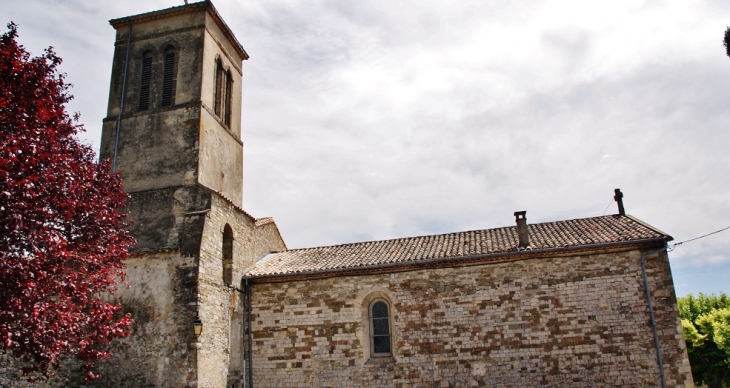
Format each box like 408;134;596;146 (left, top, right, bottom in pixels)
101;14;206;194
86;251;200;388
0;352;72;388
249;247;693;387
196;194;286;388
0;251;200;388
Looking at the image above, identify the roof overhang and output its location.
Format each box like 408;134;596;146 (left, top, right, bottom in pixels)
244;237;670;284
109;0;249;60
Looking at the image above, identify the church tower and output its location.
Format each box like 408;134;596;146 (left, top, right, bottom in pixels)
94;2;286;387
101;0;247;251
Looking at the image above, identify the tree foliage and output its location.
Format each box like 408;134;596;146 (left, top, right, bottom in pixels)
679;293;730;388
0;23;134;381
724;27;730;59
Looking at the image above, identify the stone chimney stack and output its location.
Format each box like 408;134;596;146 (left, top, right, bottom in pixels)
514;211;529;248
614;188;625;216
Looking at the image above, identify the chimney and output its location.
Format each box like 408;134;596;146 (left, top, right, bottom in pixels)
514;211;529;248
614;188;625;216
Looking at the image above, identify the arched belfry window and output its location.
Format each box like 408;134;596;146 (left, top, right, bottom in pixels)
139;52;153;111
214;58;232;127
161;47;177;107
370;300;391;354
222;224;233;285
224;68;232;126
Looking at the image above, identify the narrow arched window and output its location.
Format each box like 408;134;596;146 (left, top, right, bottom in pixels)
214;58;224;117
214;58;233;127
222;224;233;284
139;52;152;111
370;300;391;354
224;69;232;127
161;47;176;107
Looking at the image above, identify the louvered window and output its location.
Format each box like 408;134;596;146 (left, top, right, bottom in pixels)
224;70;232;126
161;51;176;107
214;59;224;117
214;58;233;127
139;56;152;111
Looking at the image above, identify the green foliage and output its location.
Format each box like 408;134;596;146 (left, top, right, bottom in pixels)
0;22;133;382
683;319;705;347
699;309;730;354
679;293;730;388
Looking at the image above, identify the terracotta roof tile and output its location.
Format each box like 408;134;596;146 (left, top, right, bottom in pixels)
210;190;256;222
246;214;671;278
255;217;275;226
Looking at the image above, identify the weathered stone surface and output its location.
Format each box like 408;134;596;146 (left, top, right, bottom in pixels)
99;2;245;209
195;195;286;388
0;4;277;387
248;248;693;387
0;3;694;388
85;252;200;388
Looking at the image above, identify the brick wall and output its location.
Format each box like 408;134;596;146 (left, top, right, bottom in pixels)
248;247;693;387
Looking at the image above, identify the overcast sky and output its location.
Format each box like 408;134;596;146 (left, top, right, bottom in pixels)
4;0;729;297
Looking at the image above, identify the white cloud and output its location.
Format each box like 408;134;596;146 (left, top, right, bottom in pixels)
4;0;730;296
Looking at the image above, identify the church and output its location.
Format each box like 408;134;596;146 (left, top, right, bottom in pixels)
19;1;696;387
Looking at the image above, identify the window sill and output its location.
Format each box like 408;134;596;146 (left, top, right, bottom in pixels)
366;355;394;365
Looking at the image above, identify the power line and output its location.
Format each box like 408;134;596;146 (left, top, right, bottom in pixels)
602;199;614;215
668;225;730;252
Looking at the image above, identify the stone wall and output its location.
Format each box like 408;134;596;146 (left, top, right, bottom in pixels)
86;251;200;387
0;180;208;388
0;250;201;388
197;16;245;208
196;194;286;388
0;352;72;388
248;247;693;387
101;3;246;208
0;191;287;388
100;17;206;194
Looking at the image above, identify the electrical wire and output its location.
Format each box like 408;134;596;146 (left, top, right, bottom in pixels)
668;225;730;252
602;199;614;215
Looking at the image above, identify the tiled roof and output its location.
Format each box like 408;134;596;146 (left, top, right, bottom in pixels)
211;190;256;222
246;214;671;278
209;191;287;250
255;217;275;227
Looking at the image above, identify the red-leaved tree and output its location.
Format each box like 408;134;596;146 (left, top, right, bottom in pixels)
0;23;134;382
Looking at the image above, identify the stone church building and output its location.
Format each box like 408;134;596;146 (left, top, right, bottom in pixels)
3;1;695;387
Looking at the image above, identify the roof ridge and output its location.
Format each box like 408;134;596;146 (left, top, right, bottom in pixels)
247;214;671;278
282;214;635;253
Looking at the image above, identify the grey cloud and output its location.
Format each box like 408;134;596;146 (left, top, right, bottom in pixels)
6;0;730;297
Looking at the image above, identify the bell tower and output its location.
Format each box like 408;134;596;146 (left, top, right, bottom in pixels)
100;0;248;249
90;3;286;387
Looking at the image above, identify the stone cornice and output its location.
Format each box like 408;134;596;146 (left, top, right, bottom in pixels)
109;0;249;61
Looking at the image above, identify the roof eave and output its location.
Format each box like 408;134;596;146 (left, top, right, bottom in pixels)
244;237;670;283
109;0;249;61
